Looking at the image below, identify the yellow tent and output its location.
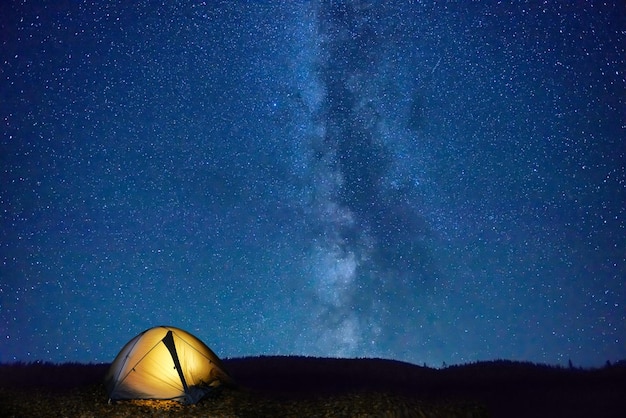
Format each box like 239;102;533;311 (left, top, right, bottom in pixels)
104;326;233;404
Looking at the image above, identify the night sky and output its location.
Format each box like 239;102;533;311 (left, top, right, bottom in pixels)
1;1;624;368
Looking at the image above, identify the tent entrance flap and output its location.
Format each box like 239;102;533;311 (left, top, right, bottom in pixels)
162;330;190;399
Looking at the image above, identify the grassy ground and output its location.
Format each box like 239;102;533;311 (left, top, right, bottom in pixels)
0;385;487;417
1;357;625;417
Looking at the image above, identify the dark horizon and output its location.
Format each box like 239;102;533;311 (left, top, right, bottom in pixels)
2;354;625;372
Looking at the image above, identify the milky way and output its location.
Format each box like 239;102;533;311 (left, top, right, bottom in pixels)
1;1;624;368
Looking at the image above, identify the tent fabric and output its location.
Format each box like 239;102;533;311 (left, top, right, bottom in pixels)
105;326;233;404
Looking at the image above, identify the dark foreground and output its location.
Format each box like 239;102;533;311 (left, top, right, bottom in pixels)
1;357;625;417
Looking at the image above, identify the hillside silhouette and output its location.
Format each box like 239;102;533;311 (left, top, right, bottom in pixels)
1;356;625;417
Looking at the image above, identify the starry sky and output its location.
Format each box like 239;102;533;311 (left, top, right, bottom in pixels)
1;1;624;368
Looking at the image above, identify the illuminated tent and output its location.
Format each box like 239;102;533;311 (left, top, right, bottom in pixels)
104;326;233;404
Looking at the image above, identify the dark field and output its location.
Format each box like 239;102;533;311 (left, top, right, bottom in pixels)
1;357;625;417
